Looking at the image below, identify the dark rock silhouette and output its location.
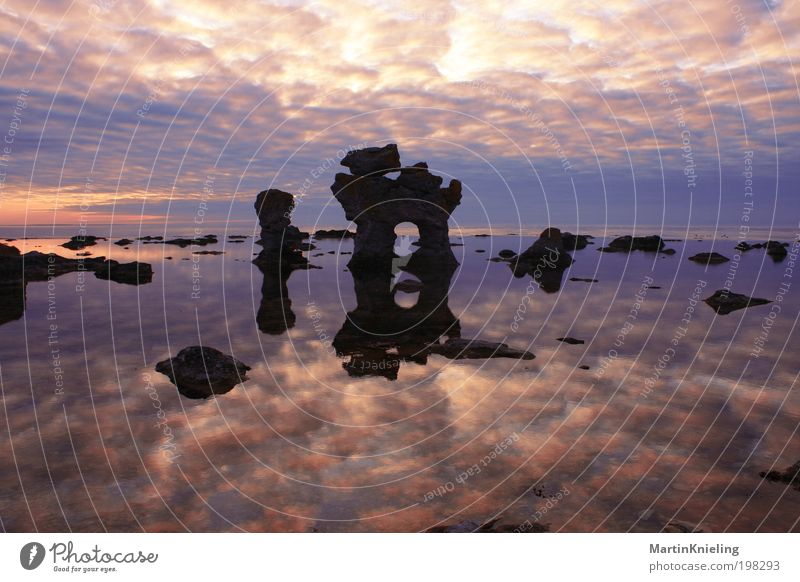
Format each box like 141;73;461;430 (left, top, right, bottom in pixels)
341;143;400;176
333;256;460;380
156;346;250;399
703;290;771;315
599;234;668;253
561;232;592;250
94;260;154;285
161;234;218;247
0;280;25;325
429;338;534;360
114;238;135;246
312;229;355;240
253;188;311;272
557;337;584;345
61;235;105;250
688;252;730;264
0;242;21;257
255;258;297;335
333;252;533;380
760;460;800;491
0;250;153;326
500;228;573;293
767;242;788;261
331;145;462;269
426;518;548;533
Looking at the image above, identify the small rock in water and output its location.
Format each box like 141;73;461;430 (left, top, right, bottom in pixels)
429;338;534;360
61;235;105;250
569;277;598;283
498;249;517;259
703;289;771;315
155;346;251;400
557;337;584;345
599;234;665;253
94;260;154;285
688;252;729;264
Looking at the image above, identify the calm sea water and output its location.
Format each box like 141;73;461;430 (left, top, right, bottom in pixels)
1;230;798;532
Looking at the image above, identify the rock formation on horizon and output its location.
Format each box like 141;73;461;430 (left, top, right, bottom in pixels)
493;228;574;293
330;144;462;268
253;188;311;271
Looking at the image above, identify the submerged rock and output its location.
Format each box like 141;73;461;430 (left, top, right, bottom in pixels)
61;235;105;250
703;289;771;315
429;338;535;360
599;234;666;253
155;346;251;399
94;260;154;285
688;252;730;264
159;234;218;247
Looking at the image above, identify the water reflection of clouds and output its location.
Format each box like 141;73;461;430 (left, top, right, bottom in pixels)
1;237;799;531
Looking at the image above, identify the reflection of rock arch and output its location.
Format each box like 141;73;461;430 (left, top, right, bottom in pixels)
333;252;534;380
333;255;460;380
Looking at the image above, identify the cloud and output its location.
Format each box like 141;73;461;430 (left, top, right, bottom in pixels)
0;0;796;229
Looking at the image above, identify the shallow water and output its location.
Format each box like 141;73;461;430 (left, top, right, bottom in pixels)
1;231;799;532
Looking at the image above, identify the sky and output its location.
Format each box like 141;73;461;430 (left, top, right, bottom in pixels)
0;0;798;233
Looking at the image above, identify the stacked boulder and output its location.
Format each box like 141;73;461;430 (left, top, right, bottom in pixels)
253;188;309;270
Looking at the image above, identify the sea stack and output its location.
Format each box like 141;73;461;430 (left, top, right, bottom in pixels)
330;144;462;268
253;188;310;270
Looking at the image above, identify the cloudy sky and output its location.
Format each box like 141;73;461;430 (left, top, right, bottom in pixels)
0;0;797;232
